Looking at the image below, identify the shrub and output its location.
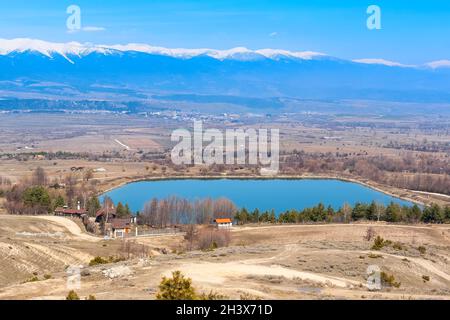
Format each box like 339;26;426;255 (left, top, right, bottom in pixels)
87;295;97;300
422;275;430;282
392;242;404;251
66;290;80;300
380;272;401;288
371;236;387;250
197;228;231;251
23;276;39;283
240;292;262;300
110;256;126;263
198;290;228;300
417;246;426;254
88;256;125;266
43;274;52;280
88;256;109;266
120;241;150;259
156;271;197;300
363;227;376;242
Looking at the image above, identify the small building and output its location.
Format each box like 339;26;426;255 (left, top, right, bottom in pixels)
95;208;117;223
214;218;233;229
54;207;87;218
111;218;132;238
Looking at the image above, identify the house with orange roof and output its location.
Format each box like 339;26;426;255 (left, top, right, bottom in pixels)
214;218;233;229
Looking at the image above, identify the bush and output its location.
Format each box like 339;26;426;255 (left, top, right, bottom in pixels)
156;271;197;300
43;274;52;280
363;227;376;241
392;242;404;251
89;256;109;266
23;276;39;283
88;256;125;266
371;236;387;250
197;228;231;251
120;241;150;259
66;290;80;300
417;246;426;254
198;291;228;300
381;272;401;288
87;295;97;300
422;275;430;282
240;292;262;300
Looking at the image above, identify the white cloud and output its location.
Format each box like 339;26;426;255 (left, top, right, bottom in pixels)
425;60;450;69
353;58;416;68
82;26;106;32
269;32;278;38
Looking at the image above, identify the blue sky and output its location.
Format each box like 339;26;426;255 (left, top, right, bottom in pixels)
0;0;449;64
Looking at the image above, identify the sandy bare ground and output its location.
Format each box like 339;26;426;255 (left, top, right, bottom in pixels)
0;215;120;288
0;217;449;300
31;216;100;242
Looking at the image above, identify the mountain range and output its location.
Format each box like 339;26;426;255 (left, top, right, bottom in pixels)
1;38;450;106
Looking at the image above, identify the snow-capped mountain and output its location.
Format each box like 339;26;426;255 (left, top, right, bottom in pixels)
1;38;448;67
0;38;327;63
0;38;449;103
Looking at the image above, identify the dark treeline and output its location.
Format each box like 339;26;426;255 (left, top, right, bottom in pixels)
138;196;236;227
235;202;450;225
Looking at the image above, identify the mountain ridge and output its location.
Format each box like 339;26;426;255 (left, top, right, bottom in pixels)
1;38;450;104
1;38;448;68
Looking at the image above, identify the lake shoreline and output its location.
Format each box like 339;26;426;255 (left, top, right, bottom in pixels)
99;174;426;207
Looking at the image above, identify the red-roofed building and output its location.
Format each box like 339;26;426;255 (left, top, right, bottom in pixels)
54;207;87;218
95;208;117;223
214;218;233;229
110;218;132;238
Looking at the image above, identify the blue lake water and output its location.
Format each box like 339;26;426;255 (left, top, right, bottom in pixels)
101;179;414;214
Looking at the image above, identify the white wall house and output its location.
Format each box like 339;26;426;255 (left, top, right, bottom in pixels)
214;218;233;229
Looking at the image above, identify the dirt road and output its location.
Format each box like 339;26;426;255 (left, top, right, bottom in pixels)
32;216;100;242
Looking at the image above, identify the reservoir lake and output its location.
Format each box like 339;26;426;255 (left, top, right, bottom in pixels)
101;179;414;214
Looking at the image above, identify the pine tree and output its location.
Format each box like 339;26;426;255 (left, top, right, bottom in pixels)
124;203;132;216
421;204;444;223
87;197;101;217
53;195;65;210
156;271;197;300
116;202;126;217
269;210;276;223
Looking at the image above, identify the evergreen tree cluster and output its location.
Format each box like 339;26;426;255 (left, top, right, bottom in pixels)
234;202;450;224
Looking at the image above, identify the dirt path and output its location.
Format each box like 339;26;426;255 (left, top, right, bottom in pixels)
321;288;450;300
370;251;450;282
32;216;100;242
166;260;362;289
233;223;450;233
305;247;450;282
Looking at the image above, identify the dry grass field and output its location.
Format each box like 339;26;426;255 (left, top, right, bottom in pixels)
0;215;449;300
